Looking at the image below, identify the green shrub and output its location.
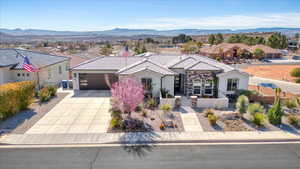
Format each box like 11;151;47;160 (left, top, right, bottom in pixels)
161;88;174;98
110;117;122;129
135;104;143;112
160;104;172;111
147;98;156;109
285;99;299;109
247;103;264;115
287;114;299;127
47;86;57;97
268;100;284;125
142;109;148;117
236;95;249;115
0;81;35;120
291;67;300;83
208;114;218;125
252;112;265;127
38;87;51;102
203;109;214;117
110;108;122;118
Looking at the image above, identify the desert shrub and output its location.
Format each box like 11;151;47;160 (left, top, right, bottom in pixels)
208;114;218;125
160;104;172;111
285;99;299;109
110;117;123;129
268;88;284;125
160;123;165;130
47;86;57;97
287;114;299;127
236;95;249;115
38;87;51;102
247;103;264;115
0;81;35;120
147;98;157;109
142;109;148;117
203;109;214;117
252;112;265;127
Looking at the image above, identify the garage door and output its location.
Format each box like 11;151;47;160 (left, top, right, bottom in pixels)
79;73;118;90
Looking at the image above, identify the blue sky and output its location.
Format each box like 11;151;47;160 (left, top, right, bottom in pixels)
1;0;300;31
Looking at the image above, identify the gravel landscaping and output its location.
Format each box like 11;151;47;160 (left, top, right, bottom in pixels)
108;109;184;133
0;93;68;135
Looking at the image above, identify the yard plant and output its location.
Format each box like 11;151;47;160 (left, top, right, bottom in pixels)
160;104;172;112
287;114;299;127
252;112;265;127
236;95;249;115
268;88;284;125
208;114;218;125
0;81;35;120
290;67;300;83
38;86;58;102
247;103;264;115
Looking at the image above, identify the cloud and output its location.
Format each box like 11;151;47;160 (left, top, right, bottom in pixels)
124;13;300;30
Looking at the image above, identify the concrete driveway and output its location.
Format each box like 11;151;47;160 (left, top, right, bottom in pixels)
26;90;111;134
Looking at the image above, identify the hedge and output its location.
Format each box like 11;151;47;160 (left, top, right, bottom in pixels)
0;81;36;120
38;86;57;102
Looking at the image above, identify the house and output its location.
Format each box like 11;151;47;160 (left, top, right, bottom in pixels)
71;54;249;99
0;48;70;86
199;43;282;59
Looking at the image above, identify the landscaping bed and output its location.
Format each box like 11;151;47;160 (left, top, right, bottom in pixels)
0;93;68;135
107;108;184;133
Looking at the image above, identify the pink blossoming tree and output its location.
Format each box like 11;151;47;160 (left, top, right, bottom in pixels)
111;77;144;116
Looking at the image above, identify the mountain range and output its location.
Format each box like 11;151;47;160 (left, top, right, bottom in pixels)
1;27;300;36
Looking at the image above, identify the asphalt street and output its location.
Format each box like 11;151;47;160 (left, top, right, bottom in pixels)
0;143;300;169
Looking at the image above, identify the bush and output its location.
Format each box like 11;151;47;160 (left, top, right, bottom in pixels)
47;86;57;97
135;104;143;112
110;108;122;118
203;109;214;117
268;101;284;125
147;98;157;109
236;89;258;97
160;104;172;111
142;109;148;117
285;99;299;109
0;81;35;120
291;67;300;83
247;103;264;115
38;87;51;102
110;117;122;129
252;112;265;127
236;95;249;115
287;114;299;127
208;114;218;125
38;86;57;102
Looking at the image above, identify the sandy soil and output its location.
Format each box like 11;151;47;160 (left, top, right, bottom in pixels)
243;65;300;82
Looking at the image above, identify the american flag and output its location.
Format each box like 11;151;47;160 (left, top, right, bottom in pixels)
122;45;129;57
23;55;37;72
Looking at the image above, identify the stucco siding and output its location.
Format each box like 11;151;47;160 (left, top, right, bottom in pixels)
162;75;174;96
0;67;11;85
217;71;249;96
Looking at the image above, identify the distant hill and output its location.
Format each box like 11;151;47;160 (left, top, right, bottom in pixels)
1;27;300;36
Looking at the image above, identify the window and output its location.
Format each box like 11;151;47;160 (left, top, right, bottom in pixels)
59;66;62;74
22;73;25;77
26;73;30;77
204;79;213;95
48;69;52;79
73;73;77;78
17;73;20;77
141;78;152;90
227;78;239;91
193;79;202;95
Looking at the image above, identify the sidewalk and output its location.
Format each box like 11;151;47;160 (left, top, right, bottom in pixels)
180;106;203;132
1;130;300;145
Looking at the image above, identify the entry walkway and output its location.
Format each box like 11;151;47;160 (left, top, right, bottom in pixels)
179;106;203;132
26;91;111;134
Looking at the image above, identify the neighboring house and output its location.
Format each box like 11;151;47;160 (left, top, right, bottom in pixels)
71;54;249;98
199;43;282;59
0;48;70;86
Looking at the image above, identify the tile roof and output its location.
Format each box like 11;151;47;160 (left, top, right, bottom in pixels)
0;48;69;69
71;54;237;74
118;59;177;75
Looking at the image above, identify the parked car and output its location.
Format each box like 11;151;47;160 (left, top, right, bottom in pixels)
259;58;271;63
292;55;300;60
